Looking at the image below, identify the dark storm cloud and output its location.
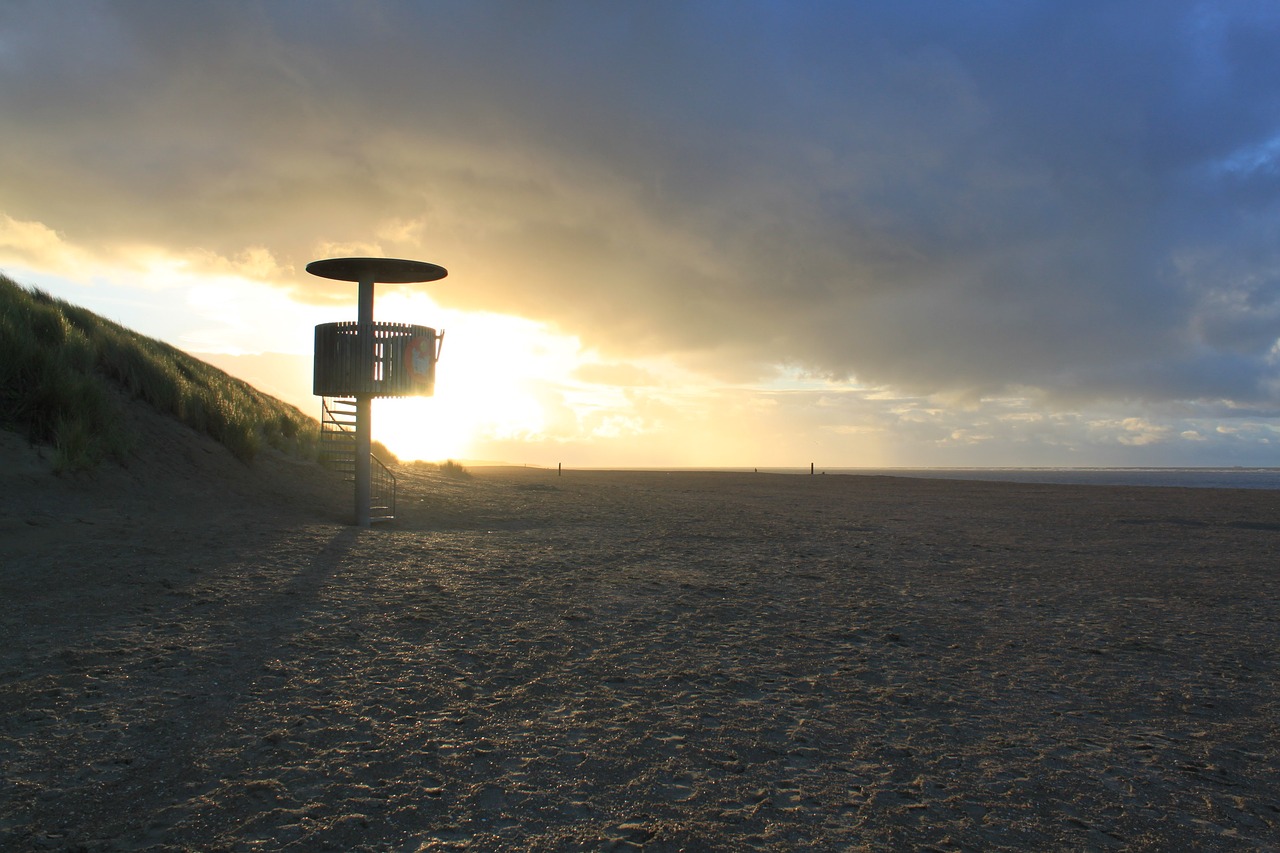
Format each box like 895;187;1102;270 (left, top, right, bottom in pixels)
3;1;1280;407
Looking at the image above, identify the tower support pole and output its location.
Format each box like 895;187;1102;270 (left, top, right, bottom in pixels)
356;278;375;527
358;280;374;326
355;395;372;527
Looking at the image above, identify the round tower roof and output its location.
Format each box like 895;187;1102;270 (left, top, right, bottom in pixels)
306;257;448;284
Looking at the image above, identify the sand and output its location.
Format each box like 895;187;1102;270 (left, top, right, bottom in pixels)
3;426;1279;850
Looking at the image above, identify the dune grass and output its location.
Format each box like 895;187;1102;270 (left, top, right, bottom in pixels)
371;440;398;467
411;458;471;478
0;273;318;471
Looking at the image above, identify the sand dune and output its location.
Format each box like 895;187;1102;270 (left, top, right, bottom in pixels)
3;427;1279;849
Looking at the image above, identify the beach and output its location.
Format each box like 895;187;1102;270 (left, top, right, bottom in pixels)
3;434;1279;849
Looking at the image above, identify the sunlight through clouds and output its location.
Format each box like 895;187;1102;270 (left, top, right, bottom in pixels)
372;291;577;460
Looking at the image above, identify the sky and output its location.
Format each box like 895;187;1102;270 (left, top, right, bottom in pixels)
4;1;1280;467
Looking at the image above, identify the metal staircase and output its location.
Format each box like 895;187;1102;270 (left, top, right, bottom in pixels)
319;397;358;476
320;397;396;522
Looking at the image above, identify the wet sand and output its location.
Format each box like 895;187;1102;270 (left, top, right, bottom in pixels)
3;438;1279;850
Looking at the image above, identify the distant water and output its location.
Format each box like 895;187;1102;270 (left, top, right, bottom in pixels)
736;467;1280;490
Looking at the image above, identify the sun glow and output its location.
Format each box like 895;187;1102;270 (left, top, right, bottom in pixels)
370;291;579;462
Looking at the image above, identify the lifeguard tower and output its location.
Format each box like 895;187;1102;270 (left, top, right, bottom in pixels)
308;257;447;526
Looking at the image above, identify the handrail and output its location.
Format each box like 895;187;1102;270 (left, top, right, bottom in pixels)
371;452;396;519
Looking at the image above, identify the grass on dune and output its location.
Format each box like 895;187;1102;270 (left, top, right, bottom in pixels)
411;458;471;478
0;273;318;472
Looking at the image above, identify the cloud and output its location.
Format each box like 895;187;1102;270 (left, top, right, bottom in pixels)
0;214;91;276
3;1;1280;414
572;362;658;387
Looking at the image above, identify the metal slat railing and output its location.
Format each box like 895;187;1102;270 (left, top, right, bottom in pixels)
313;321;442;398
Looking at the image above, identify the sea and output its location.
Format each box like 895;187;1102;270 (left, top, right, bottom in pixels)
719;468;1280;490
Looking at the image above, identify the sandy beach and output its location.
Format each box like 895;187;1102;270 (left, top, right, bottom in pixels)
3;424;1279;850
